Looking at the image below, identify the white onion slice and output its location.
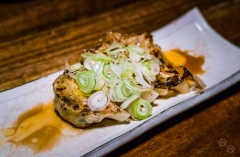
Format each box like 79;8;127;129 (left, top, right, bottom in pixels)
150;61;160;75
129;52;141;62
110;62;122;76
94;62;104;75
142;53;152;60
154;88;168;96
141;90;159;102
84;59;103;75
105;39;123;54
172;79;190;94
108;48;126;55
120;93;139;109
134;68;151;88
83;58;93;70
94;77;105;90
71;62;82;71
108;81;123;102
88;91;110;111
139;64;155;82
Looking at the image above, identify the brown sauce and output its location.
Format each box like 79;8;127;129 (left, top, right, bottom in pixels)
1;102;121;155
1;48;205;155
1;102;80;153
164;48;205;74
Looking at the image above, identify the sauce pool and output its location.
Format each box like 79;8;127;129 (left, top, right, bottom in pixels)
1;102;82;153
0;48;205;155
164;48;205;74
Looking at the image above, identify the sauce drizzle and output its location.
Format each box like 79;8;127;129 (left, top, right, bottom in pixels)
164;48;205;74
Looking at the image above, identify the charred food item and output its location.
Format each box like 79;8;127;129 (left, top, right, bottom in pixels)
53;32;205;128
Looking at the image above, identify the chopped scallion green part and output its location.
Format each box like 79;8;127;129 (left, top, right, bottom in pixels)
131;99;152;119
121;83;133;97
76;70;96;94
114;82;127;101
102;64;116;79
127;45;145;55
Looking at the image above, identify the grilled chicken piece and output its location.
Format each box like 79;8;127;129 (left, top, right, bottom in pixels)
53;32;204;127
149;44;204;92
53;71;130;128
98;32;205;92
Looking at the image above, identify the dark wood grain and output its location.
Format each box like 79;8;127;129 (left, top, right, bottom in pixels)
1;0;239;92
0;0;239;156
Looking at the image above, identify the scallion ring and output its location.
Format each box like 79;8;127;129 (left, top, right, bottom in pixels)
121;83;133;97
88;91;110;111
76;70;96;94
102;64;117;79
130;99;152;120
127;45;145;55
114;82;127;101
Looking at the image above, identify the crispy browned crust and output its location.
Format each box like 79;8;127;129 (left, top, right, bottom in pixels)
53;32;205;127
99;32;204;90
53;72;129;128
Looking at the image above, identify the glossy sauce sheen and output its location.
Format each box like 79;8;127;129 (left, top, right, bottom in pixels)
1;102;118;154
2;102;79;153
15;103;63;152
164;49;205;74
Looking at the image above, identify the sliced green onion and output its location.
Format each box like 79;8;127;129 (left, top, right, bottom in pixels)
141;65;156;81
109;83;123;102
88;91;110;111
129;52;141;62
120;62;136;79
122;62;136;70
127;45;145;55
104;39;123;54
121;83;133;97
95;53;112;63
93;77;105;90
120;69;132;79
123;79;141;94
114;82;127;101
149;58;160;75
110;63;122;76
83;58;92;70
102;64;117;79
142;62;150;68
130;99;152;120
107;48;126;55
71;62;82;71
82;52;112;63
134;67;151;88
76;70;96;94
120;93;140;109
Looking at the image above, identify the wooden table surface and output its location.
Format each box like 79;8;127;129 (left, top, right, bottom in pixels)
0;0;240;156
